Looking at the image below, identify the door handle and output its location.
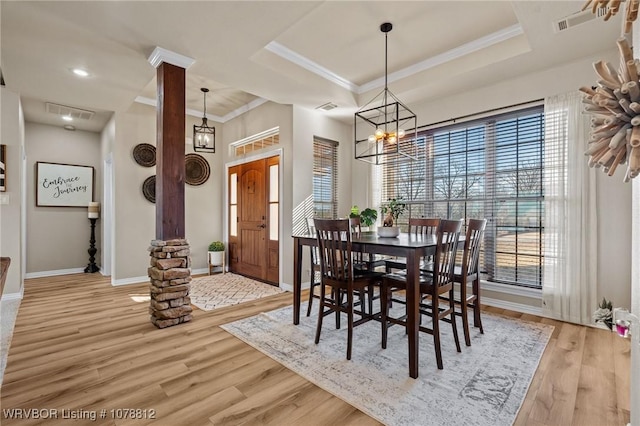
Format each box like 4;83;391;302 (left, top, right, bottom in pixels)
258;224;266;228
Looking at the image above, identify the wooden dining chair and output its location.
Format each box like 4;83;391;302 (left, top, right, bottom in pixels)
380;219;463;369
306;218;322;317
440;218;487;346
314;218;383;360
385;218;440;273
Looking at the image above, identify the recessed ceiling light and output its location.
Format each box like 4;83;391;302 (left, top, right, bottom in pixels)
63;124;76;131
72;68;89;77
62;115;73;122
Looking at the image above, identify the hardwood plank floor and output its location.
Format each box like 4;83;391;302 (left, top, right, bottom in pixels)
1;274;630;425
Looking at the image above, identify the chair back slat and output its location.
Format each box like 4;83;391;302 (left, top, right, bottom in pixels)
409;218;439;237
433;219;463;287
314;219;352;282
463;219;487;276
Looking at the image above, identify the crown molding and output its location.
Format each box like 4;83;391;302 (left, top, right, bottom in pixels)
265;41;358;93
265;24;523;96
134;96;267;123
147;46;195;69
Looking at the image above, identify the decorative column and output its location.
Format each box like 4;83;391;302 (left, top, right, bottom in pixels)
147;47;195;328
148;238;192;328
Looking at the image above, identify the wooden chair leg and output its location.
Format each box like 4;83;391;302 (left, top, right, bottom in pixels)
315;280;327;345
432;294;443;370
347;289;354;360
450;289;461;353
334;288;341;330
459;282;471;346
473;277;484;334
381;282;388;349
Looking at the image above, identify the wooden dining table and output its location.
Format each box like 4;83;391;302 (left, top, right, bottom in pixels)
292;232;440;379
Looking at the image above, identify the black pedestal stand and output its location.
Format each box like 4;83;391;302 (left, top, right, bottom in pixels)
84;218;100;273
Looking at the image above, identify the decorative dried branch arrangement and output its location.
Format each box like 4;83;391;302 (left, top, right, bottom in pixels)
582;0;639;33
581;37;640;181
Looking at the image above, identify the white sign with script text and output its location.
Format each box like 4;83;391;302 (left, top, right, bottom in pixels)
36;162;94;207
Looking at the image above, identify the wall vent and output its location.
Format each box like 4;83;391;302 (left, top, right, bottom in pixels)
45;102;95;120
315;102;338;111
554;7;609;33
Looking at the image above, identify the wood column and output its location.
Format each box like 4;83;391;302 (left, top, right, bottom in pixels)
156;62;185;240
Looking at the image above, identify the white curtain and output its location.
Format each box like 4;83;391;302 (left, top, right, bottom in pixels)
542;91;598;325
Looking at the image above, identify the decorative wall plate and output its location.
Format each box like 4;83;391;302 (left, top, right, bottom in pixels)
185;153;210;186
142;175;155;203
133;143;156;167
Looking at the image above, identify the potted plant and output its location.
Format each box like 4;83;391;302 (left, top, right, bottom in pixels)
350;205;378;230
378;198;407;237
208;241;225;268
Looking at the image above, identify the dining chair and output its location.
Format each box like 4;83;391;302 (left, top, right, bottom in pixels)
385;218;440;273
314;218;383;360
440;218;487;346
306;218;322;317
380;219;463;370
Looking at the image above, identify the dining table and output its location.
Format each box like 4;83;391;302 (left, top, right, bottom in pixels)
292;231;440;379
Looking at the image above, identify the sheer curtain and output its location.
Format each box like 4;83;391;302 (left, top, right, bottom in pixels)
542;91;598;324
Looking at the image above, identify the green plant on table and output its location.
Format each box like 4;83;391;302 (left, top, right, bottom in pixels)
359;208;378;227
380;197;407;227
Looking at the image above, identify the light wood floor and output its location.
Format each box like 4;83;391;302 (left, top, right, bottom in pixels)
0;274;630;425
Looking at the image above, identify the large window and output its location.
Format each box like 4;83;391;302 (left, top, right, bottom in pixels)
383;106;544;288
313;137;338;218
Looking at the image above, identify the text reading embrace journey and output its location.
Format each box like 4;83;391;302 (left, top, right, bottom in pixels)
41;176;87;198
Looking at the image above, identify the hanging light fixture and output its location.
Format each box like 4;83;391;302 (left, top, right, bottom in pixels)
355;22;418;164
193;87;215;153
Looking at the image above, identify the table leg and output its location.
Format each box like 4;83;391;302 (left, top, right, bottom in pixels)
293;237;302;325
406;250;419;379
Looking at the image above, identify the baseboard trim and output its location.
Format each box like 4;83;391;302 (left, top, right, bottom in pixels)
25;268;85;279
481;296;543;316
280;281;310;293
1;288;24;301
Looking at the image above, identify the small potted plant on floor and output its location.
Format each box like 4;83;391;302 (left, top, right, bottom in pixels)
208;241;225;269
378;198;407;237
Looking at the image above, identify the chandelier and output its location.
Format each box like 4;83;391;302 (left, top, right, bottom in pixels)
193;88;215;153
354;22;418;164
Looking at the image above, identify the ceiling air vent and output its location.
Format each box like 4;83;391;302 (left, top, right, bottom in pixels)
554;7;609;33
45;102;95;120
315;102;338;111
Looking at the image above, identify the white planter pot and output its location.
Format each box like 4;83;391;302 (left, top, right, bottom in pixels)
377;226;400;238
208;251;224;266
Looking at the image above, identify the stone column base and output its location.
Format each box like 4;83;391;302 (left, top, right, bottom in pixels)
147;239;193;328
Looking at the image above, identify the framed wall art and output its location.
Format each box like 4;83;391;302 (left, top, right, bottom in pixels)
0;144;6;192
36;161;94;207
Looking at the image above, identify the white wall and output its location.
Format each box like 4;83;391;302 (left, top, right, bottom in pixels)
0;87;24;297
112;102;222;282
351;48;632;310
100;116;116;276
24;123;102;274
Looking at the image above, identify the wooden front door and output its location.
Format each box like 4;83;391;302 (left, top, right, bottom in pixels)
228;156;279;284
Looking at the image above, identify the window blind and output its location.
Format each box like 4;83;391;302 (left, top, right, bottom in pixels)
382;106;545;288
313;137;338;219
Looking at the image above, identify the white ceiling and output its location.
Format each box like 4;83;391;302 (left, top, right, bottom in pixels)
0;1;624;133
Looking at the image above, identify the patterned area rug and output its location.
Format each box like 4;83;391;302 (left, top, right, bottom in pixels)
189;273;283;311
221;302;553;426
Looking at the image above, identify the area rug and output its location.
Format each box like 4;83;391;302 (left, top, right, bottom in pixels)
189;273;283;311
221;302;553;426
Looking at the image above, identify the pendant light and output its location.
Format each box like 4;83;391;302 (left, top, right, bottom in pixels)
193;88;215;153
354;22;418;164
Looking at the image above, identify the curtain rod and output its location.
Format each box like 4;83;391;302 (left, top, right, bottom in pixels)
416;98;544;131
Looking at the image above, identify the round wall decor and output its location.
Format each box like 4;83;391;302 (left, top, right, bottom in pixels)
142;175;156;203
185;153;210;186
133;143;156;167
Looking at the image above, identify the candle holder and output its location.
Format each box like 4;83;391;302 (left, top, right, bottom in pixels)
84;217;99;273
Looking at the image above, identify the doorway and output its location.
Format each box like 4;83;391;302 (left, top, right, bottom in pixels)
228;155;279;284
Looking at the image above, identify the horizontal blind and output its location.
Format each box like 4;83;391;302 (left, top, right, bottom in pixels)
313;138;338;219
382;106;544;288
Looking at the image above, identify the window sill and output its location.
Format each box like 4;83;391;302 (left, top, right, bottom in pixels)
480;280;542;299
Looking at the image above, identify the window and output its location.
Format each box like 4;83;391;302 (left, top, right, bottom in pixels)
383;106;544;288
230;127;279;156
313;137;338;218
